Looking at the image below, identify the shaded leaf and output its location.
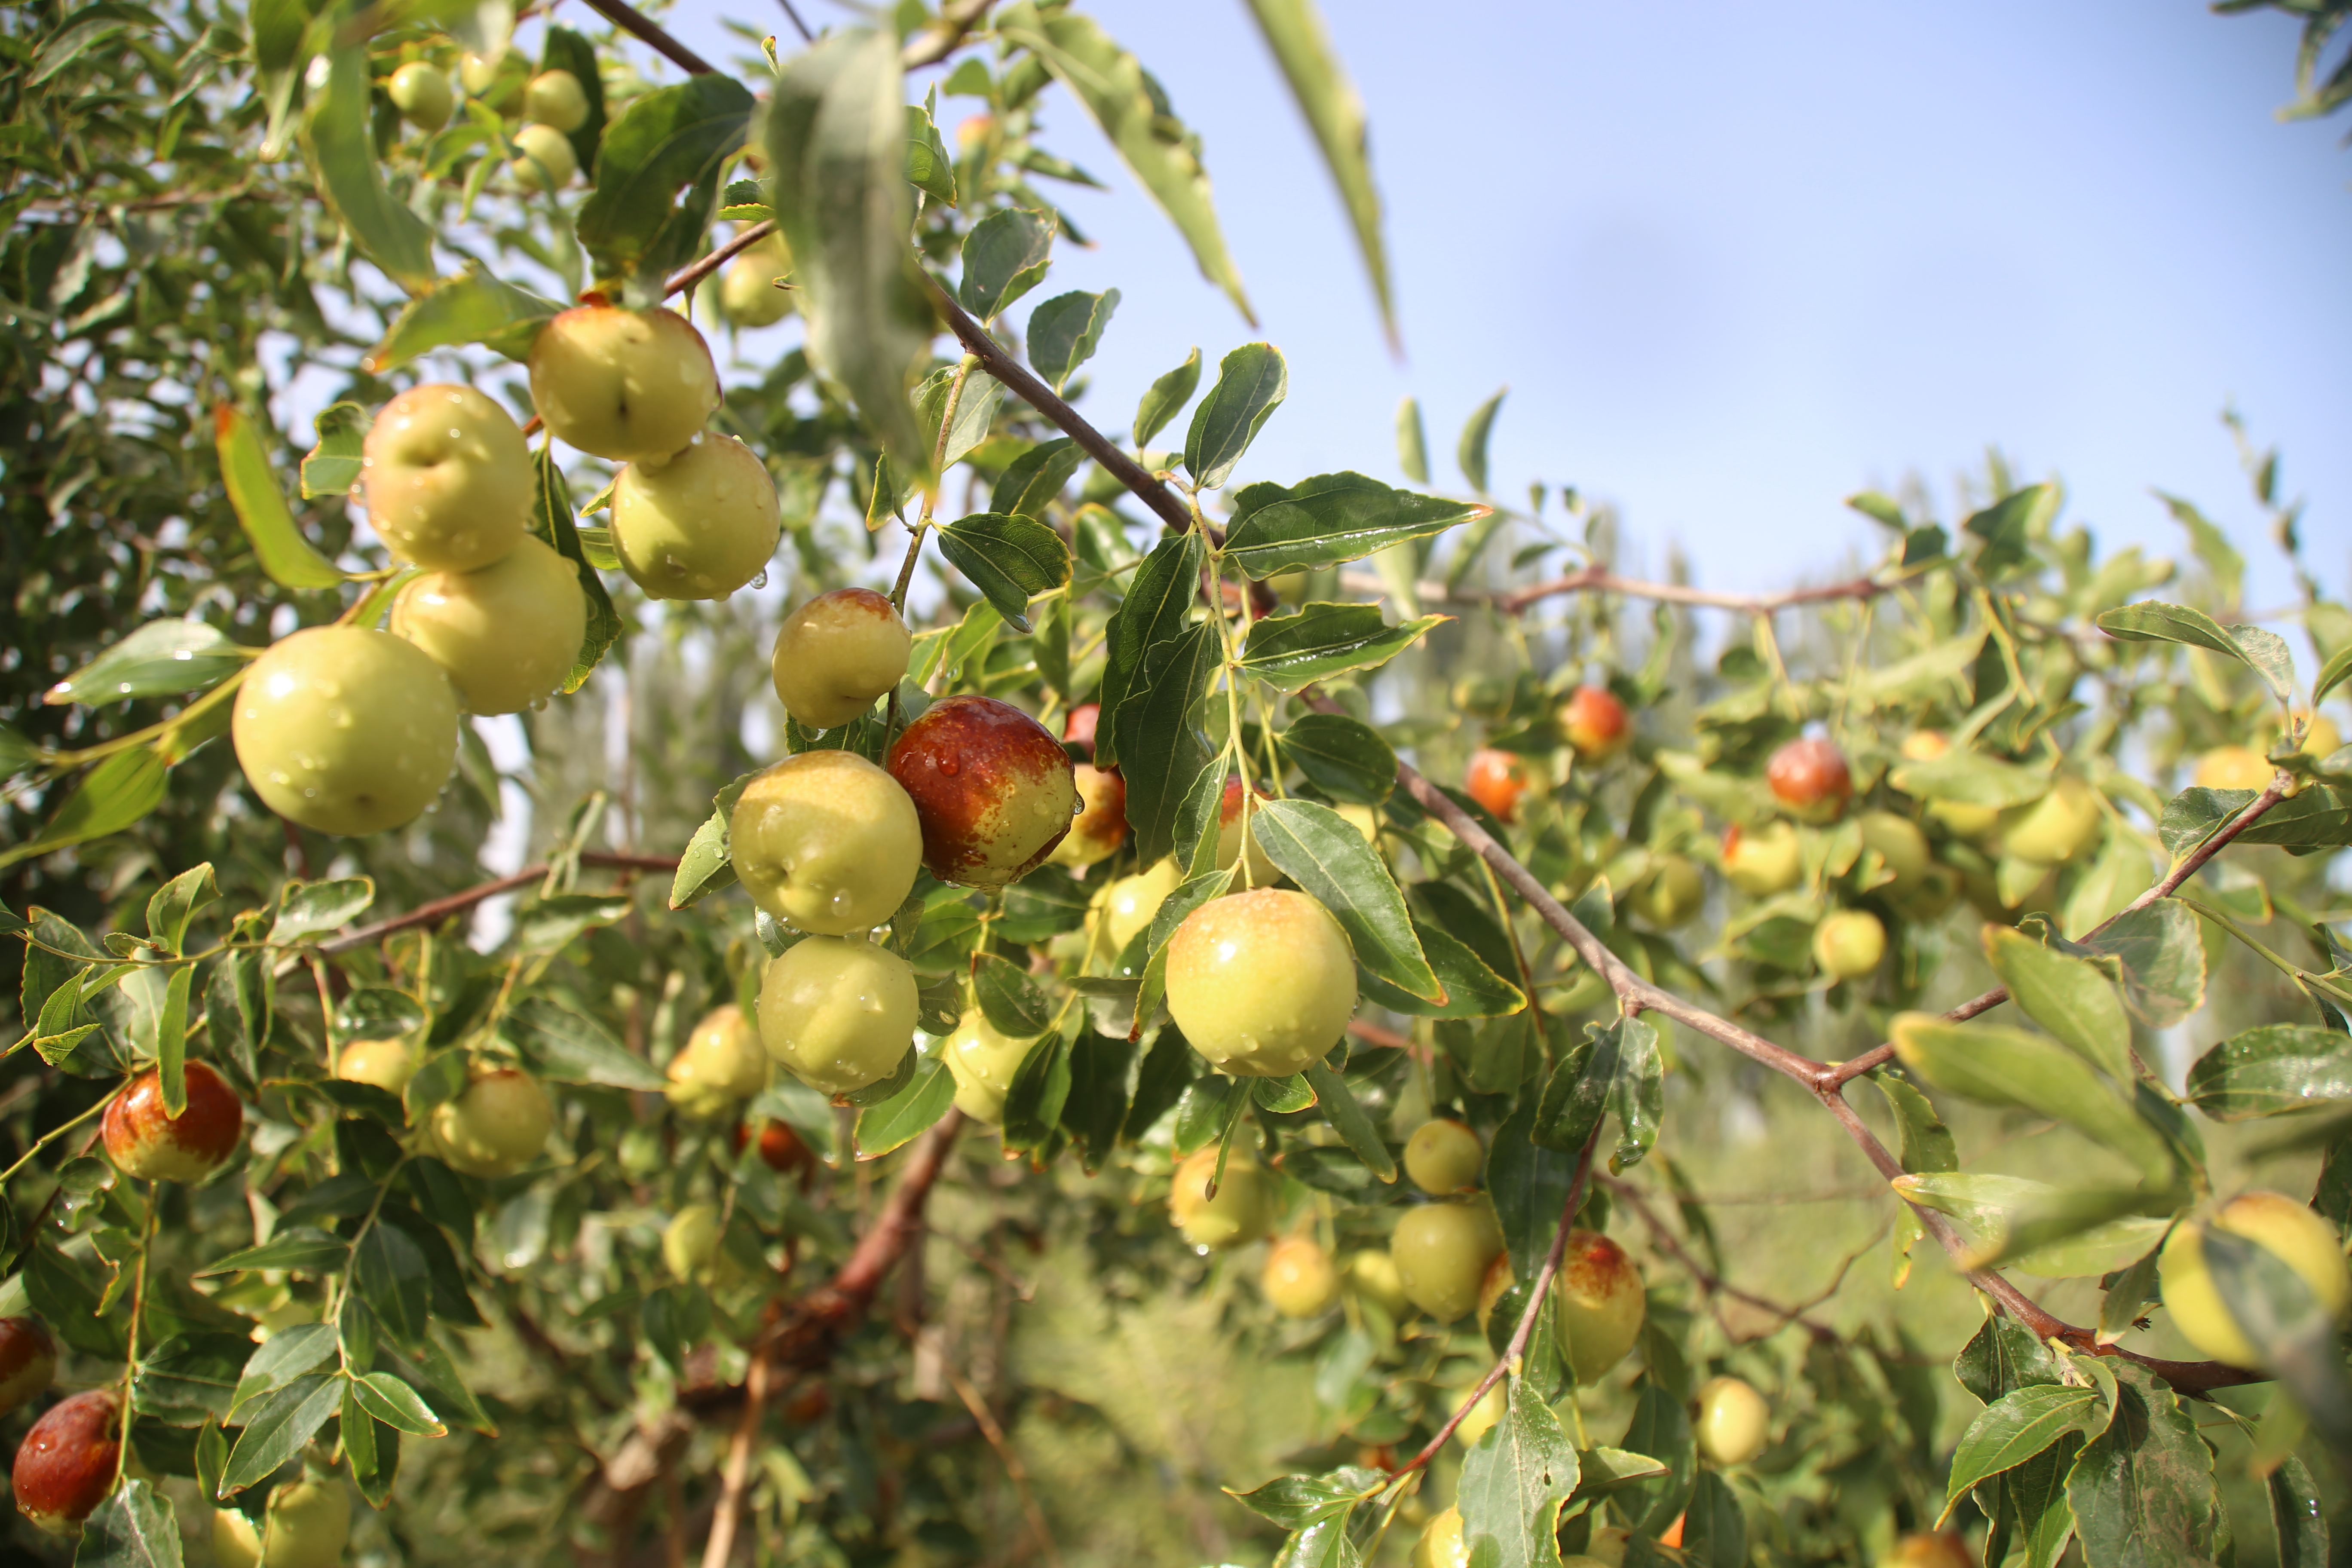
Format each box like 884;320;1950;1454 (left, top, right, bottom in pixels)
2186;1024;2352;1120
1222;471;1485;579
1025;287;1118;393
504;996;663;1090
576;74;754;297
1984;927;2132;1081
364;265;562;374
1457;1380;1578;1568
958;206;1055;320
1891;1013;2172;1178
1944;1385;2101;1516
1251;797;1440;1002
1183;341;1285;489
219;1373;340;1492
301;43;435;293
1277;712;1395;805
74;1477;181;1568
937;512;1071;632
213;402;341;590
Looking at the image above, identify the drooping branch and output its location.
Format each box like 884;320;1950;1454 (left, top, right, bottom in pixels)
315;851;679;955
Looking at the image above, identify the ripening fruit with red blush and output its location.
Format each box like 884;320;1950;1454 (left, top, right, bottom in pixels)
732;1118;812;1175
0;1320;56;1417
886;695;1079;888
103;1061;243;1182
1063;702;1100;759
1560;686;1631;763
1262;1237;1340;1318
1766;737;1853;824
1884;1534;1978;1568
1049;765;1128;868
1465;748;1534;822
771;587;911;729
1554;1229;1646;1383
12;1388;121;1535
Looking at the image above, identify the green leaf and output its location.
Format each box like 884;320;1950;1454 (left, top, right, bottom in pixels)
349;1371;445;1437
1096;530;1205;770
936;512;1071;632
133;1332;251;1427
1251;797;1441;1003
1251;1073;1316;1113
2155;492;2244;610
2169;781;2352;852
220;1372;341;1492
268;877;374;943
1891;1014;2172;1179
199;1228;348;1277
301;43;436;293
2186;1024;2352;1119
958;206;1055;320
998;5;1253;323
1302;1061;1395;1182
903;101;956;205
363;265;563;374
1133;347;1200;447
1025;288;1118;394
973;952;1053;1038
1276;712;1395;805
43;621;242;708
1222;471;1486;579
2073;899;2208;1027
668;771;756;911
1893;1173;2171;1278
765;28;938;471
576;75;754;297
1237;602;1446;692
1109;625;1219;865
524;444;622;696
747;1077;842;1168
1358;916;1523;1020
508;893;633;954
2098;600;2299;706
1677;1470;1748;1568
1001;1030;1072;1154
0;746;170;870
916;365;1007;473
504;995;664;1090
1458;1379;1579;1568
1887;750;2053;808
992;438;1084;521
2315;643;2352;708
1944;1385;2101;1517
1182;342;1286;488
1984;927;2132;1081
1395;395;1429;485
1457;388;1504;493
1963;484;2057;579
212;402;343;590
1488;1096;1574;1281
2266;1456;2328;1568
1535;1016;1663;1172
2063;1364;2224;1568
146;864;218;960
1225;1466;1382;1530
74;1478;182;1568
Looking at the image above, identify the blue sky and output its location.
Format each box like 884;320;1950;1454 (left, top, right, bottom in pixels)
659;1;2352;612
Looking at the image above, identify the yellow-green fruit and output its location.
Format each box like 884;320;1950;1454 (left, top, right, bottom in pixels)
1857;810;1933;887
719;236;795;327
1097;858;1181;953
213;1477;349;1568
1336;803;1377;842
1926;797;2003;841
233;626;459;836
459;51;499;93
2193;745;2272;792
1581;1527;1632;1567
361;382;533;572
1475;1251;1515;1333
1216;784;1282;887
1345;1249;1408;1316
1452;1381;1506;1449
1694;1374;1770;1466
1404;1118;1483;1196
1390;1201;1504;1322
940;1008;1032;1125
1168;1146;1279;1250
212;1508;261;1568
1262;1237;1340;1318
1881;1534;1976;1568
1555;1229;1645;1383
2159;1191;2352;1369
2003;777;2102;865
388;61;453;131
1048;764;1127;868
771;587;910;729
1412;1507;1469;1568
1631;854;1706;928
524;68;589;132
391;533;586;715
1562;1558;1614;1568
528;303;720;464
510;122;577;190
1166;889;1358;1077
336;1038;416;1096
431;1068;553;1177
1721;820;1802;897
612;434;780;600
729;750;922;935
1813;909;1887;981
664;1004;769;1121
756;936;918;1095
663;1203;738;1286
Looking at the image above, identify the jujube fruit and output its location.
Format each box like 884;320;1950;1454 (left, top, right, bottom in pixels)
1390;1200;1503;1322
2159;1190;2351;1369
887;695;1079;887
1345;1249;1409;1317
1561;685;1631;763
1096;858;1179;953
1856;810;1932;886
1813;909;1886;981
1451;1382;1505;1449
1721;820;1802;897
335;1038;416;1096
664;1004;769;1121
1694;1374;1770;1466
388;62;453;132
940;1008;1032;1126
233;625;458;836
211;1473;351;1568
1466;747;1534;823
1216;778;1280;886
1475;1251;1515;1332
738;1118;810;1174
757;936;918;1095
1926;796;2002;842
2193;744;2271;792
1554;1229;1645;1383
391;533;586;714
0;1320;56;1417
528;303;720;463
1882;1534;1976;1568
103;1060;243;1181
1062;703;1100;757
1262;1236;1340;1317
1049;764;1128;867
662;1204;739;1286
12;1389;119;1534
729;750;922;935
2001;776;2101;865
718;234;795;327
771;587;910;729
1168;1147;1278;1250
1631;854;1705;928
1412;1507;1469;1568
431;1067;552;1177
1767;736;1852;824
509;123;577;191
361;382;531;572
1403;1118;1482;1196
524;68;589;132
611;433;780;600
1166;889;1357;1077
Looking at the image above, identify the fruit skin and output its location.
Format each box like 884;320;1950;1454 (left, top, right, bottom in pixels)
664;1004;769;1121
1466;748;1534;822
1345;1249;1409;1316
940;1008;1033;1125
2193;745;2271;792
1900;730;1950;763
1050;765;1128;868
1721;821;1802;897
212;1475;351;1568
1412;1507;1470;1568
1337;803;1378;842
2002;777;2102;865
729;750;922;935
1168;1147;1278;1249
887;695;1079;888
1813;909;1887;981
1390;1200;1504;1322
771;587;910;729
1882;1534;1976;1568
1926;796;2003;842
431;1068;553;1178
233;626;459;836
1451;1381;1506;1449
2159;1191;2351;1369
524;68;589;132
1631;854;1705;928
12;1389;120;1534
1554;1229;1645;1383
1216;778;1280;887
1062;703;1101;757
103;1062;243;1181
361;382;532;572
662;1204;738;1286
1166;889;1357;1077
1767;737;1853;824
0;1320;57;1417
1097;858;1180;953
757;936;918;1095
1403;1118;1483;1196
1580;1527;1631;1567
336;1038;416;1096
510;122;577;190
719;235;795;327
1561;686;1632;763
529;303;720;463
1262;1237;1340;1317
611;433;780;600
1694;1375;1770;1466
1475;1251;1515;1332
388;62;453;131
738;1118;810;1174
391;533;586;714
1857;810;1932;886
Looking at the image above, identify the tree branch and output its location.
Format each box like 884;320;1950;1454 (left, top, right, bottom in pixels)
1338;567;1892;616
316;852;678;954
576;0;715;76
1599;1175;1846;1345
901;0;995;68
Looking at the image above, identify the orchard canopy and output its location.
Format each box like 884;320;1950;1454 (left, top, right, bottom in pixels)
5;1;2352;1566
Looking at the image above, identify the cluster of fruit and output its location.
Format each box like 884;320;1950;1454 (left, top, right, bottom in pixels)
383;52;591;194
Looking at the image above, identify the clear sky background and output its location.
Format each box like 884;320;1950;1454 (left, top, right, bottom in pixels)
660;1;2352;605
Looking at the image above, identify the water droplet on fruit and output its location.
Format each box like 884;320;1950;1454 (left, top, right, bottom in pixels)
937;757;959;777
529;695;549;712
750;569;768;590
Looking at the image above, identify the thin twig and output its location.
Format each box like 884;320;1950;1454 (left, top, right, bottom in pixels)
910;1323;1064;1568
1340;567;1891;616
774;0;813;44
577;0;716;74
1600;1176;1846;1344
315;851;677;955
699;1354;770;1568
1346;1018;1415;1053
901;0;993;68
666;220;781;300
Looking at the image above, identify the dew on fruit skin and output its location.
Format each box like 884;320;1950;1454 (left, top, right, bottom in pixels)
749;568;768;591
937;757;959;777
